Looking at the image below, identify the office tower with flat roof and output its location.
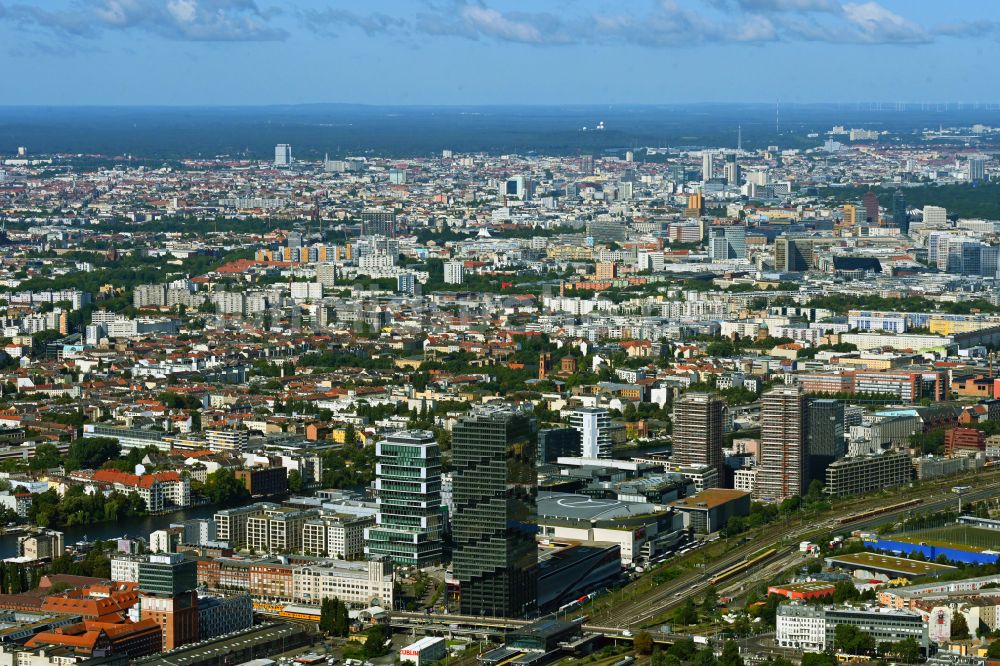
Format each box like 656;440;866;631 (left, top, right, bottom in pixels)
774;236;813;272
968;156;985;182
452;406;538;618
939;237;983;275
365;430;443;567
505;175;531;200
923;205;948;226
805;399;845;491
892;190;908;234
569;407;612;459
862;190;879;225
981;245;999;279
139;553;199;651
672;392;724;482
756;385;807;500
702;151;717;182
443;260;465;285
708;225;747;260
274;144;291;167
537;427;582;464
397;272;416;296
723;153;740;185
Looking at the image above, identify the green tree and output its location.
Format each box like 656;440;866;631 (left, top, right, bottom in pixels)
986;640;1000;659
287;469;302;494
673;597;699;625
834;624;875;655
693;647;718;666
667;637;697;662
702;585;719;613
30;443;62;470
64;437;120;472
887;637;922;663
633;631;654;655
335;598;349;637
363;624;389;658
719;640;744;666
952;612;970;640
202;469;250;505
319;598;334;634
343;423;358;447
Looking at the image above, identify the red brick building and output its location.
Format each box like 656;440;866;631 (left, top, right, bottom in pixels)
944;427;986;455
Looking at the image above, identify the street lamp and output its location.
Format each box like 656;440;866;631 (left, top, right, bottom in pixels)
952;486;970;515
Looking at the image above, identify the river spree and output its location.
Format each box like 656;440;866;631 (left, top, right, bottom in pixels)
0;504;221;559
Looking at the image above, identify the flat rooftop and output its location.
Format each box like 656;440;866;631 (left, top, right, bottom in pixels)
134;622;305;665
826;551;958;576
537;492;659;521
671;488;750;511
768;581;836;593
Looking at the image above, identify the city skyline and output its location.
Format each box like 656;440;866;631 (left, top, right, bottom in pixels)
2;0;1000;106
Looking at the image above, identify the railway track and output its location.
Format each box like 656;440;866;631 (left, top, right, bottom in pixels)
600;476;1000;628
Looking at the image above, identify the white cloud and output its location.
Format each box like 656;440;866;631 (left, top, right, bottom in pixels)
842;1;930;44
459;5;545;44
167;0;198;24
0;0;288;42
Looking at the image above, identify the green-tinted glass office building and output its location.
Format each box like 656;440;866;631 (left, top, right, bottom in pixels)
139;553;197;597
452;406;538;618
365;430;443;566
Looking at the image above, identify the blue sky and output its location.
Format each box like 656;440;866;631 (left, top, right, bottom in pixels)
2;0;999;106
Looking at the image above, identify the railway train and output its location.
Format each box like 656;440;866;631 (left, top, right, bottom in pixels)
708;548;779;586
837;498;923;525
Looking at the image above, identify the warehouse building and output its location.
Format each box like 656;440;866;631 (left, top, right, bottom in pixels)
670;489;751;534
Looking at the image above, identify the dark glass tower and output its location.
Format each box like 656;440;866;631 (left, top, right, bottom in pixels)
893;190;908;235
805;399;845;491
537;427;581;464
452;406;538;618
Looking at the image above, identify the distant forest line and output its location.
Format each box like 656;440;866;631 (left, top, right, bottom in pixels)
818;182;1000;220
3;103;1000;159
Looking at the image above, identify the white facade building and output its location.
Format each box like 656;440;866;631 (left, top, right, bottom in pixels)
569;407;612;459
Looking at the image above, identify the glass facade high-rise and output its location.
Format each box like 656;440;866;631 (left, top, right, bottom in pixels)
452;406;538;618
805;399;845;491
774;236;813;272
862;190;879;225
365;430;443;567
892;190;908;234
708;225;747;260
138;553;199;651
537;427;581;464
139;553;197;597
